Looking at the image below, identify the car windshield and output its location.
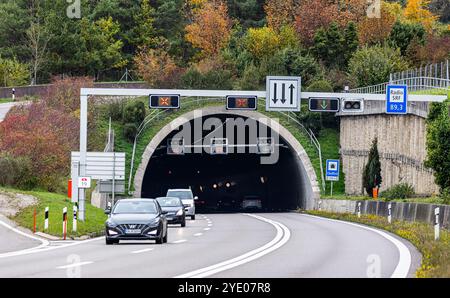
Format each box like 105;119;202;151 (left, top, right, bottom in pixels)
113;201;157;214
157;197;182;207
167;190;193;200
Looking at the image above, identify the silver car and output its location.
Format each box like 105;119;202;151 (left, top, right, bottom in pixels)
166;189;197;220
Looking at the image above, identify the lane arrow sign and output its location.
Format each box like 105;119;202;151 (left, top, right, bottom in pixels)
321;99;328;110
281;83;286;104
272;83;278;104
289;84;295;105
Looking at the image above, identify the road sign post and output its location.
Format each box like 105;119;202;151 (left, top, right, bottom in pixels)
386;85;408;114
326;159;340;196
266;76;301;111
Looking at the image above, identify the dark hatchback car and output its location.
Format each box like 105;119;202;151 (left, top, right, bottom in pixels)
104;199;168;245
156;197;186;227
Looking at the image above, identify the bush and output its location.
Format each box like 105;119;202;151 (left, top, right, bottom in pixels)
0;155;37;190
297;112;322;136
123;123;138;143
123;101;146;125
380;183;415;201
441;188;450;205
181;67;234;90
348;45;409;87
107;100;125;122
363;137;382;197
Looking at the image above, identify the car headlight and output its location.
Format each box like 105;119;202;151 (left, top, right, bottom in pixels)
108;230;118;235
176;209;184;216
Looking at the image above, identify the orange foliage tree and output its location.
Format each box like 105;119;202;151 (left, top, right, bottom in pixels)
264;0;300;31
358;3;397;45
294;0;366;45
404;0;438;31
185;0;232;57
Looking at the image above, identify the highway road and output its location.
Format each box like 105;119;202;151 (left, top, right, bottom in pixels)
0;213;421;278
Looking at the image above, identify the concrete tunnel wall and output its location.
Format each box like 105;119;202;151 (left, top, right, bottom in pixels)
133;106;320;210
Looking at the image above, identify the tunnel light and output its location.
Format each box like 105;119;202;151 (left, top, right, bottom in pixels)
257;137;274;154
213;184;218;189
260;176;268;184
210;138;228;155
167;138;184;155
226;182;231;188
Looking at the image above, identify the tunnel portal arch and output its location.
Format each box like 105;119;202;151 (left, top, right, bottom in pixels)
133;106;320;210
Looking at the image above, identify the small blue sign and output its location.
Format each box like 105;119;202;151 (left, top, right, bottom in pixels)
326;159;339;181
386;85;408;114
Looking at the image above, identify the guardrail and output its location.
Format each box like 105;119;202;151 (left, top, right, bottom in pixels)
350;77;450;94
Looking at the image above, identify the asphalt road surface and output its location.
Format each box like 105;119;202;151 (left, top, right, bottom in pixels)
0;213;421;278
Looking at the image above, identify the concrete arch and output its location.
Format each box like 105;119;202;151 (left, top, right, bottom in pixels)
133;106;320;210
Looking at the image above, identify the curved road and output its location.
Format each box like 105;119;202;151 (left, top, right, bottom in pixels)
0;213;421;278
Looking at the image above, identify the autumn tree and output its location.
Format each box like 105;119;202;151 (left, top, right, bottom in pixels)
404;0;438;31
134;47;181;88
185;1;232;57
358;3;397;45
264;0;300;31
407;34;450;64
294;0;366;46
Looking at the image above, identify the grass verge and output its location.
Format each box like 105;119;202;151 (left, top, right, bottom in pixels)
304;210;450;277
0;98;13;104
319;195;448;205
1;187;107;239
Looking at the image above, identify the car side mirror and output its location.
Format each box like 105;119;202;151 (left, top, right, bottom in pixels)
104;209;111;215
161;210;168;215
194;196;198;200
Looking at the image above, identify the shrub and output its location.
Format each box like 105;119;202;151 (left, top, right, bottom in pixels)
123;101;146;125
306;79;333;92
181;67;234;90
107;100;125;122
440;188;450;205
123;123;138;143
348;45;409;87
0;155;37;190
380;183;415;201
297;112;322;136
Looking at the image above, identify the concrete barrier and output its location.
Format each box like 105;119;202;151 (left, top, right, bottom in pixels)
315;199;450;229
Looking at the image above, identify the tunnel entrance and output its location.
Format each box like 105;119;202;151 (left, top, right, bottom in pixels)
138;111;315;213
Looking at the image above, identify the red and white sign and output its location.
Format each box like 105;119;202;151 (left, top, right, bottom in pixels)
78;177;92;189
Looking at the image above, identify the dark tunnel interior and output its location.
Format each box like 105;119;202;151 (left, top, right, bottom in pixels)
141;114;305;212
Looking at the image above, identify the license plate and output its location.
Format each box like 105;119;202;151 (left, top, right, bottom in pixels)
125;229;141;234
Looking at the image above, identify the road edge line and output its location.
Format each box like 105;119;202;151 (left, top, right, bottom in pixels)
302;214;412;278
0;218;49;254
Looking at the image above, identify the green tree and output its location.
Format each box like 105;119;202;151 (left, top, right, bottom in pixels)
227;0;266;28
348;45;409;87
425;100;450;193
0;56;29;87
388;21;426;55
313;22;358;69
0;0;30;61
363;137;382;197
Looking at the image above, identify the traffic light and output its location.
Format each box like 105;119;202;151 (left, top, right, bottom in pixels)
210;138;228;155
149;95;180;109
341;99;364;113
226;96;257;110
167;138;184;155
308;98;340;112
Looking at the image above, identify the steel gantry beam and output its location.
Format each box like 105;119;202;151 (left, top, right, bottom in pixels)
77;88;447;221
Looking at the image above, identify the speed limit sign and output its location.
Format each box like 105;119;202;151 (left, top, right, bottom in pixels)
78;177;92;189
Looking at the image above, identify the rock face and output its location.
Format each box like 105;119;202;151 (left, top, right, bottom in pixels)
0;191;37;217
340;114;439;196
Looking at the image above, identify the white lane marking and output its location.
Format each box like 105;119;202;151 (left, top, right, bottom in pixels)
57;261;93;269
0;236;103;259
203;228;210;231
172;239;187;244
131;248;154;254
302;214;412;278
0;218;49;254
207;224;212;227
175;214;290;278
194;233;203;237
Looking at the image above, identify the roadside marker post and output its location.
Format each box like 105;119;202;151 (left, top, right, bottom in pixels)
73;205;78;233
388;203;392;224
63;207;67;240
435;207;440;241
318;200;322;211
44;207;49;230
357;202;361;218
33;209;37;233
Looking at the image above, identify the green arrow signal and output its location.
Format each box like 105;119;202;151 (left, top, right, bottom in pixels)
321;99;328;110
